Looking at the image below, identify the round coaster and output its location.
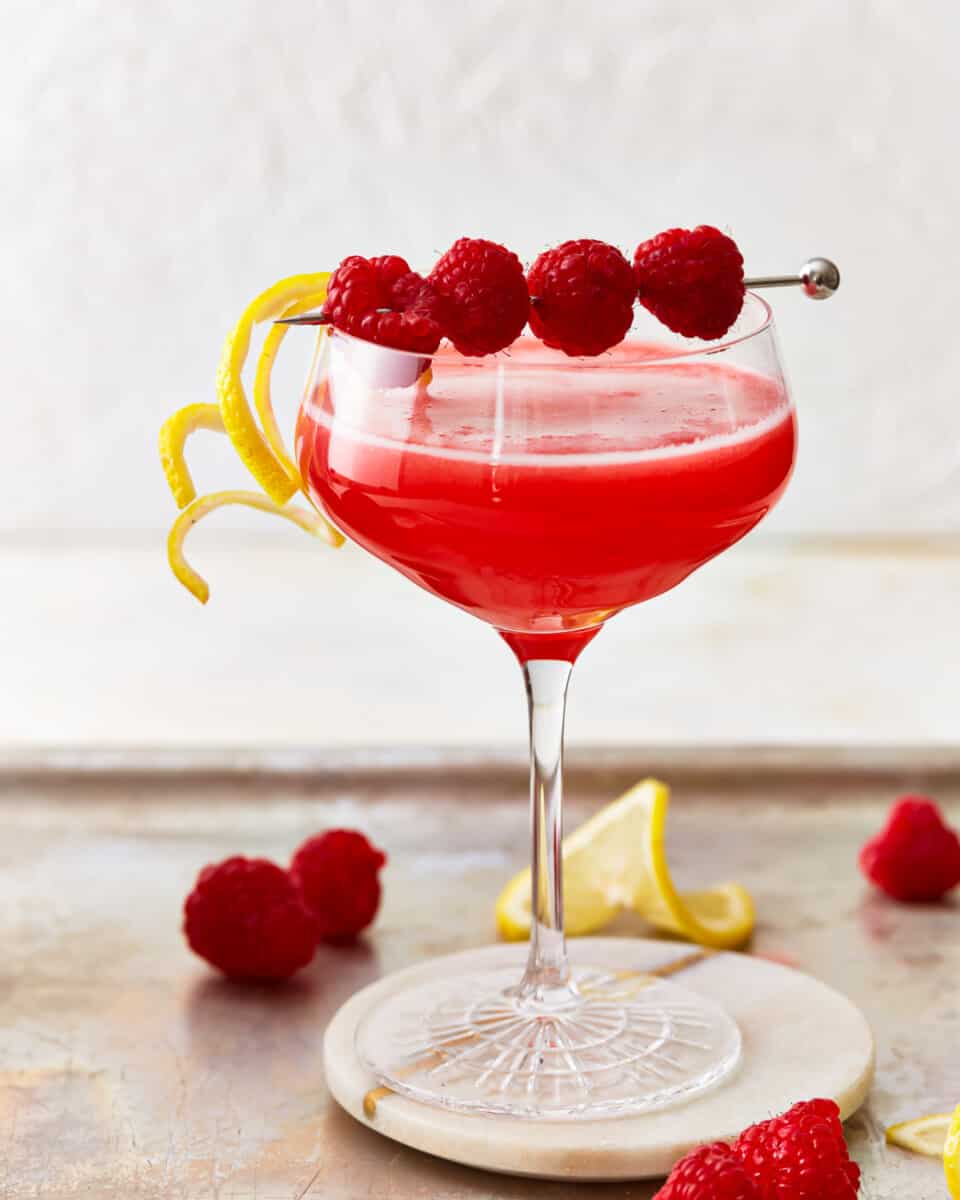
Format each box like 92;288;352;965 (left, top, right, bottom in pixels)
324;938;875;1181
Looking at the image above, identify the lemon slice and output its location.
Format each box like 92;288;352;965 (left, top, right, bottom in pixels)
887;1113;952;1157
945;1104;960;1198
495;778;755;949
167;489;343;604
158;403;227;508
891;1106;960;1199
216;273;329;504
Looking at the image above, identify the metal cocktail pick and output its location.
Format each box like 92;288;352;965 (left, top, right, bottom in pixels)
745;257;841;300
275;257;841;325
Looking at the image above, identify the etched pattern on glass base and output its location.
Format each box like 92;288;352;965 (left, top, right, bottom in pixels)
355;965;741;1119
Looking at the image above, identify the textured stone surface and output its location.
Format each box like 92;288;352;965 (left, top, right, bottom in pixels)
0;768;955;1197
3;0;959;535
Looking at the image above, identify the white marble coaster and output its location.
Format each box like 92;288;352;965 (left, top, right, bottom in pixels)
323;938;875;1181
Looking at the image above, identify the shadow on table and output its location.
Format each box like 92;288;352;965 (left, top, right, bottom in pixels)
182;938;379;1063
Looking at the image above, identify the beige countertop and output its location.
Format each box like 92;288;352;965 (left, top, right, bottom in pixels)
2;538;957;750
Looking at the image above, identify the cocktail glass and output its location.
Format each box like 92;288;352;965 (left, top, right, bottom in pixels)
296;293;795;1118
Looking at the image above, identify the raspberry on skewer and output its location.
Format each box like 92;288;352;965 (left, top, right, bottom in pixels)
633;225;746;340
319;254;446;354
527;238;636;356
428;237;530;356
278;234;839;360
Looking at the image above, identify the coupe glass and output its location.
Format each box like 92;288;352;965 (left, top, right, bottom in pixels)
296;294;795;1118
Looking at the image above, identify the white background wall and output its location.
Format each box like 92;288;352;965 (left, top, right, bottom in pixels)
2;1;959;749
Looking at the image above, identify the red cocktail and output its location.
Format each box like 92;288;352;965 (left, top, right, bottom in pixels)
298;330;793;663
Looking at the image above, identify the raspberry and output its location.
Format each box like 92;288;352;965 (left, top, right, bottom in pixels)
290;829;387;943
428;237;529;356
183;856;318;981
321;254;444;354
655;1142;759;1200
527;239;636;357
859;795;960;902
733;1099;861;1200
633;225;745;340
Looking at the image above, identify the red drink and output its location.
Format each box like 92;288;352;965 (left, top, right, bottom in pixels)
297;338;795;659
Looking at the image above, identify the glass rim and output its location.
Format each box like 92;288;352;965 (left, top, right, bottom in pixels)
326;291;775;370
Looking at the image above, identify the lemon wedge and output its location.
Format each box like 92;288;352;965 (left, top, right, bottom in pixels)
886;1113;953;1158
167;489;343;604
216;273;329;504
158;403;227;508
945;1104;960;1198
495;778;755;949
887;1106;960;1198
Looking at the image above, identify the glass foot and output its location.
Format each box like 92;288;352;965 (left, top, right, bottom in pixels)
355;964;741;1119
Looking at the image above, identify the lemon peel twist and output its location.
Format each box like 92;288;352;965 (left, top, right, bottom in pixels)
167;489;344;605
253;293;329;480
158;403;226;509
215;272;329;504
159;271;343;602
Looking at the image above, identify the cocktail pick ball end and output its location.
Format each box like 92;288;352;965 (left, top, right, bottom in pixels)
800;258;840;300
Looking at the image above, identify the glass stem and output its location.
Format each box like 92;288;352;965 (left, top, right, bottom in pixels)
515;658;578;1008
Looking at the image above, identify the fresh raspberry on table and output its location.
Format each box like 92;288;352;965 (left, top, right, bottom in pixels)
733;1099;861;1200
859;795;960;902
428;237;529;356
290;829;387;943
527;238;636;356
633;225;745;340
183;856;319;981
654;1142;760;1200
321;254;445;354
